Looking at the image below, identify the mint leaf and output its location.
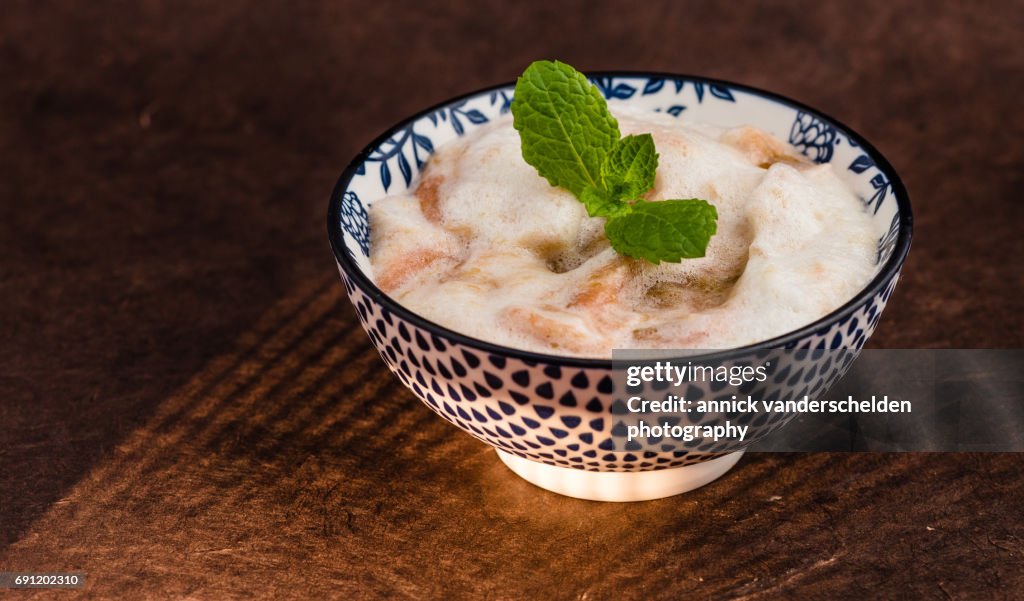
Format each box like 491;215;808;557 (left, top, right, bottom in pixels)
512;60;719;264
604;199;718;264
580;186;627;218
601;134;658;201
511;60;620;198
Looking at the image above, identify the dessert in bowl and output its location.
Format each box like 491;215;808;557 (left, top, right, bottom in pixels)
327;69;912;501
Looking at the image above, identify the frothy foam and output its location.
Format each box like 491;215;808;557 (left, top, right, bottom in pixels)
368;106;878;357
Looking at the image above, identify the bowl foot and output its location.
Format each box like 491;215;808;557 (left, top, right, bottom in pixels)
495;450;744;502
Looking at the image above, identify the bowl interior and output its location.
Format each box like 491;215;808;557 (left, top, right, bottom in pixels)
330;73;910;356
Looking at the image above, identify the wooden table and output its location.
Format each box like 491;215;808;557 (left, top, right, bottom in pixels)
2;1;1021;598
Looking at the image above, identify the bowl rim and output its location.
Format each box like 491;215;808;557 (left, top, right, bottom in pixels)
327;71;913;368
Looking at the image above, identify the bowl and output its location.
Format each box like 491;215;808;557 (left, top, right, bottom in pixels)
326;72;912;501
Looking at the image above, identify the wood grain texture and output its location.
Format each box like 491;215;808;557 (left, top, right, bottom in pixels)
1;1;1022;598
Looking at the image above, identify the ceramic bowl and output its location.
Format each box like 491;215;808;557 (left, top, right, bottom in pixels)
326;73;912;501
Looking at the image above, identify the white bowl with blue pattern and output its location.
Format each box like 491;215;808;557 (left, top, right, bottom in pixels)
327;73;912;501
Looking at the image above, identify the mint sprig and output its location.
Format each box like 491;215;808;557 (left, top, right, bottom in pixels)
512;60;718;264
604;199;718;263
510;60;619;198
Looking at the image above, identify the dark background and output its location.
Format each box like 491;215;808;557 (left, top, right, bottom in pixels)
2;1;1022;598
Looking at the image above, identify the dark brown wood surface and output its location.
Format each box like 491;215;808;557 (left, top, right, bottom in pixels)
2;1;1022;598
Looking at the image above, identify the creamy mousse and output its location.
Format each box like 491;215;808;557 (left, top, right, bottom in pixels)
368;106;878;356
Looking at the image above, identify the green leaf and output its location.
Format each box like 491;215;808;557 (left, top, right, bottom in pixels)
511;60;719;264
511;60;621;198
604;199;718;264
580;186;628;218
601;134;658;200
